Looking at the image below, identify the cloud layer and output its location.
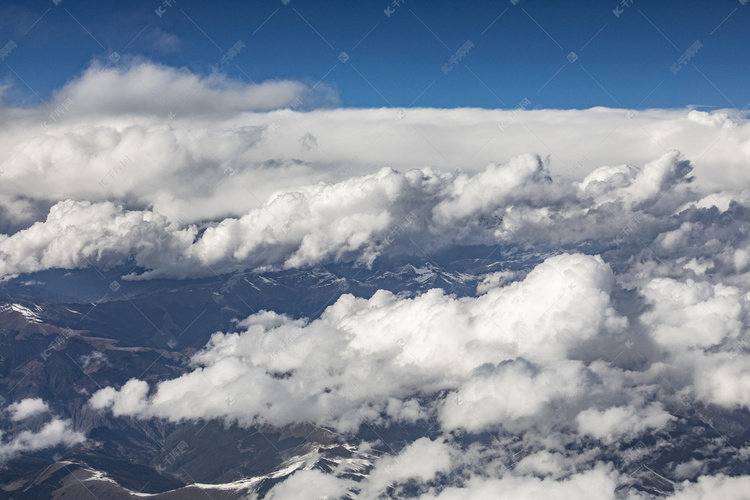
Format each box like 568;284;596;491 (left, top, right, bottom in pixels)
1;61;749;233
90;253;625;431
0;147;734;282
78;141;750;496
3;61;750;497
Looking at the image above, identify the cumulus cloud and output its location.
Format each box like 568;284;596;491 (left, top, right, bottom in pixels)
578;150;692;211
262;469;354;500
417;466;619;500
639;278;745;349
7;102;750;497
667;474;750;499
6;398;50;421
257;437;626;499
0;401;85;463
360;438;453;497
513;450;575;479
691;353;750;410
0;147;723;281
0;61;337;229
440;360;589;433
89;253;626;432
0;200;183;278
576;402;674;444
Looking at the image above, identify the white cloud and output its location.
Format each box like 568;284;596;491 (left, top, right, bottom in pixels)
640;278;744;349
687;110;734;129
514;450;573;479
0;61;338;230
416;466;619;500
673;458;708;480
1;61;749;235
576;402;675;444
262;469;354;500
0;147;708;281
89;253;624;432
3;61;750;496
51;60;337;117
692;353;750;410
578;150;692;211
0;200;180;278
0;419;85;462
667;474;750;499
6;398;49;421
440;359;589;433
361;438;453;497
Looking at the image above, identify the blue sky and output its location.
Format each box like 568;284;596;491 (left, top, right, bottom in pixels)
0;0;748;109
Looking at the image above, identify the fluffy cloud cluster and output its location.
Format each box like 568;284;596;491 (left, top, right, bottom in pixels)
256;441;750;500
91;240;750;498
439;359;590;433
640;278;745;349
1;147;736;281
6;398;49;421
576;402;674;444
90;253;628;432
0;398;85;463
1;61;749;233
4;61;750;497
0;420;84;463
80;151;750;496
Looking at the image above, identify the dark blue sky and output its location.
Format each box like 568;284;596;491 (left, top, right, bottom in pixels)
1;0;747;109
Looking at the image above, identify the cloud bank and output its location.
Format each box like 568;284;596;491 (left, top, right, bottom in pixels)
1;61;749;233
3;61;750;497
2;147;740;282
77;140;750;496
0;398;85;463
